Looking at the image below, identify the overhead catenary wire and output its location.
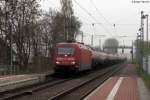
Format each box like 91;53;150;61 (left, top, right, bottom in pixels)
73;0;114;36
80;2;140;26
90;0;119;36
90;0;112;25
113;12;141;24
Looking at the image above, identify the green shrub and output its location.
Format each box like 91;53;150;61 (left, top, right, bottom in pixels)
137;66;150;89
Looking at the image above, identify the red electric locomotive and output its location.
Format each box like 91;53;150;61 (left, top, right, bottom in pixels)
53;42;92;72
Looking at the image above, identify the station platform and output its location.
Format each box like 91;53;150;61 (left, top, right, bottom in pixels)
0;70;54;93
84;64;150;100
0;74;46;93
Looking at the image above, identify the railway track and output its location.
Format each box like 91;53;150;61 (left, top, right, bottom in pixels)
0;75;70;100
48;63;124;100
0;63;126;100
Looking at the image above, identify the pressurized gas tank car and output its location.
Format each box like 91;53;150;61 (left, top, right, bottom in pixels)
53;42;92;72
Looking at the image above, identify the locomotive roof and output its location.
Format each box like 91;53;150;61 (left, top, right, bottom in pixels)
56;42;93;50
57;42;80;45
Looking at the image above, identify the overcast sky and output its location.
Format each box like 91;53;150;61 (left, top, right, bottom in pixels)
40;0;150;48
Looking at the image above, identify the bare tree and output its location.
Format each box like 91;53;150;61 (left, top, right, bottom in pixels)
0;0;40;70
0;0;81;72
59;0;81;41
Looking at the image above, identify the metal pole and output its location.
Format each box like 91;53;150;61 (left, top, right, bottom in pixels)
137;35;139;64
141;11;145;41
132;41;134;62
99;39;101;50
146;14;149;72
81;32;83;43
92;23;94;46
146;15;148;45
66;16;68;40
123;40;124;54
140;11;144;68
91;35;93;46
10;26;13;74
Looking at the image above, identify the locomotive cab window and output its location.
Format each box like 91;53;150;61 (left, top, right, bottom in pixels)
58;48;75;54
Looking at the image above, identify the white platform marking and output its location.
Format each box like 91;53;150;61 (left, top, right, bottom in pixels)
106;77;124;100
84;78;112;100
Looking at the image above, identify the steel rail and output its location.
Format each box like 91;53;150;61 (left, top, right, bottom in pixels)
48;63;124;100
1;77;70;100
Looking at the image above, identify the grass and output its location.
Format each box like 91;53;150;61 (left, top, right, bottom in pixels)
137;66;150;89
132;58;138;64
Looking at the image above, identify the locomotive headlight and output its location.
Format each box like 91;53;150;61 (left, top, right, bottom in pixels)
71;61;76;64
56;61;60;64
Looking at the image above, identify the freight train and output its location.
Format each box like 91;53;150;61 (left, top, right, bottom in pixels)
53;42;126;72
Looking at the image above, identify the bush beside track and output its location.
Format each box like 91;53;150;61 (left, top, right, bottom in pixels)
137;66;150;90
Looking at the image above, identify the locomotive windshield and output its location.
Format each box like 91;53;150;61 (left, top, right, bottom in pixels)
58;48;75;54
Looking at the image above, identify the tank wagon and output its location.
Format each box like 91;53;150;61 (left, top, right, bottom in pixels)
53;42;126;72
